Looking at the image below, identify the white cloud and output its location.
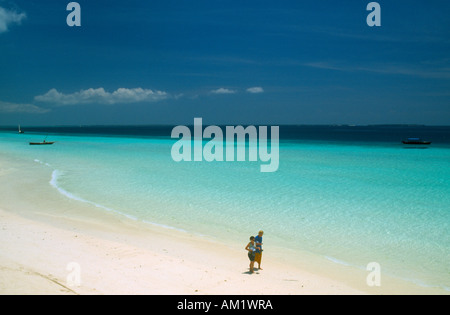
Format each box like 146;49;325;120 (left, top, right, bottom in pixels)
0;7;26;33
0;101;49;114
246;87;264;94
211;88;237;95
34;88;169;106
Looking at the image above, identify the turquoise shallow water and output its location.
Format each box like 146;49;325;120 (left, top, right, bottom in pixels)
1;128;449;291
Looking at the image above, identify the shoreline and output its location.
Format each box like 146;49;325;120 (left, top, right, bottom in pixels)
0;154;446;295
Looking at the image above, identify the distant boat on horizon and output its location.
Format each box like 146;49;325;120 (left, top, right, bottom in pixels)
402;138;431;145
18;125;24;134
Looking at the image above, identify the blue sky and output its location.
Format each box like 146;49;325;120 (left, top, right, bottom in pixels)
0;0;449;125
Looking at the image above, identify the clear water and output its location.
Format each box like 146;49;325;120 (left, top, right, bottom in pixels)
1;126;449;291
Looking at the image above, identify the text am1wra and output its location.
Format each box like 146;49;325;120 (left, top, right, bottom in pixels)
177;299;273;311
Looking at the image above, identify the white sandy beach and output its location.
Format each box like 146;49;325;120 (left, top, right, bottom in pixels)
0;155;442;295
0;207;368;295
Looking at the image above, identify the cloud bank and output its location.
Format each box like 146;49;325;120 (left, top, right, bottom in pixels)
0;7;26;33
35;88;169;106
3;85;265;114
0;101;49;114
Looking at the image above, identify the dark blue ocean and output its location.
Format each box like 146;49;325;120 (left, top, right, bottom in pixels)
3;125;450;144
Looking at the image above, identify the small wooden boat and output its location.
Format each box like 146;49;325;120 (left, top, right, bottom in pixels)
402;138;431;145
29;136;55;146
29;140;55;146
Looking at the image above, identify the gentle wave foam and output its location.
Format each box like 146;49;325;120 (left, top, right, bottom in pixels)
49;168;187;232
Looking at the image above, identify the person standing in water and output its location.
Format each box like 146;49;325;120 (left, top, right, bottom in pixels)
254;230;264;270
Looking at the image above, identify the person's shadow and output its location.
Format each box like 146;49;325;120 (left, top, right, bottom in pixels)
242;270;260;275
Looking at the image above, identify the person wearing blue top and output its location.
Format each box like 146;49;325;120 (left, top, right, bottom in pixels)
254;230;264;270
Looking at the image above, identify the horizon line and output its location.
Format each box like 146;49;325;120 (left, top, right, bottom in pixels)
1;123;450;128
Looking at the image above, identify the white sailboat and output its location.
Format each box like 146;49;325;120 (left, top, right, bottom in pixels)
18;125;24;134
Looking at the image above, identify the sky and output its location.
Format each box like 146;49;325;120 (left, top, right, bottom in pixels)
0;0;449;126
